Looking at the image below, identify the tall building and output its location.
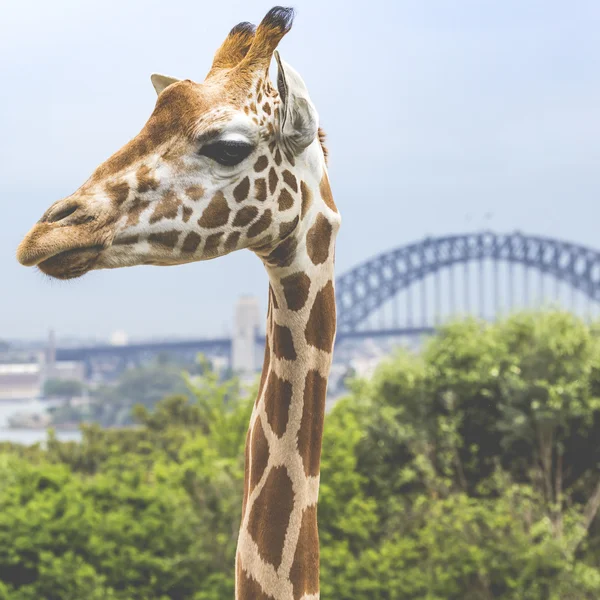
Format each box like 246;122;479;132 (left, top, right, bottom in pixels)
232;297;262;376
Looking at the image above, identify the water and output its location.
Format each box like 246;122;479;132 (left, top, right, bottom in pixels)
0;400;82;445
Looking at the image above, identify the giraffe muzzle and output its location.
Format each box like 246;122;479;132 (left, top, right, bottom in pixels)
36;245;104;280
16;216;111;279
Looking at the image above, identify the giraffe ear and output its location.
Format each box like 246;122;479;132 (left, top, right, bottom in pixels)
150;73;180;95
274;52;318;154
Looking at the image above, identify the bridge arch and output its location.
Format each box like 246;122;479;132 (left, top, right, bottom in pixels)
335;231;600;332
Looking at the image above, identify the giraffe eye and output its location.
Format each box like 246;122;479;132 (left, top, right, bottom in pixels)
199;140;254;167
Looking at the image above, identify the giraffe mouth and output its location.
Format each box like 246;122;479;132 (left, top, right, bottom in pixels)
17;218;113;279
37;246;104;280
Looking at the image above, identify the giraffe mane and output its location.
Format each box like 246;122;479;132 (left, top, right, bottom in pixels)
318;127;328;165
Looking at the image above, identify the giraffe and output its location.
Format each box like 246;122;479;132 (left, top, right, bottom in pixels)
16;6;339;600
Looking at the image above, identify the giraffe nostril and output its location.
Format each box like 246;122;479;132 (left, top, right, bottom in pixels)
47;204;79;223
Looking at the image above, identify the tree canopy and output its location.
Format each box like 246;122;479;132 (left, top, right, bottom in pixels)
43;379;84;399
0;311;599;599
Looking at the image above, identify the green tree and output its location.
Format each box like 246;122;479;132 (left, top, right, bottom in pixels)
0;361;252;599
52;361;191;428
43;379;84;399
323;311;600;599
1;311;599;599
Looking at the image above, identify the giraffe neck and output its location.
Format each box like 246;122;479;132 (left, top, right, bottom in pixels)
236;171;338;600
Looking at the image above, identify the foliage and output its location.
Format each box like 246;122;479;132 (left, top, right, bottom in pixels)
327;311;600;599
0;311;599;598
42;379;84;399
51;360;192;428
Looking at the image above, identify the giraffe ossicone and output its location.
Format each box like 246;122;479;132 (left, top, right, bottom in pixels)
17;6;339;599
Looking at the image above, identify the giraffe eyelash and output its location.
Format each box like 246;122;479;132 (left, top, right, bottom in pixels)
199;140;255;167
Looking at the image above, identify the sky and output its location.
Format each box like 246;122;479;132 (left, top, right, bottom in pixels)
1;0;599;342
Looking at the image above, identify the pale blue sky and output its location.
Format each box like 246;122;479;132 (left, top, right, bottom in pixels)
1;0;599;340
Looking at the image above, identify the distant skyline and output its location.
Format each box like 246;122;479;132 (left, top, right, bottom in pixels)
1;0;599;339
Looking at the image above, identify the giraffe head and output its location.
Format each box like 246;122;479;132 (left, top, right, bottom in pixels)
17;6;337;279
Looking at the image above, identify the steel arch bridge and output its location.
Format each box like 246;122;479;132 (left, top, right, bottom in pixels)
336;231;600;333
54;231;600;370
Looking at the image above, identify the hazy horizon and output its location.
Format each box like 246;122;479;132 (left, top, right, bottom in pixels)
1;0;599;340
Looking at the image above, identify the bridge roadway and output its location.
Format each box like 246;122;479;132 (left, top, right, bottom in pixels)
55;327;435;363
55;229;600;365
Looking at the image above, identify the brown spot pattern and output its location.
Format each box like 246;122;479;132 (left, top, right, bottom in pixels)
237;558;275;600
282;169;298;192
255;178;267;201
114;234;139;246
298;370;328;477
106;181;130;206
250;419;270;492
305;280;336;351
268;167;278;194
252;235;274;256
266;237;298;268
272;324;297;360
185;185;205;201
148;230;180;249
274;149;282;166
233;206;258;227
289;505;320;600
150;190;180;224
182;232;201;253
204;232;224;254
182;206;193;223
136;165;159;193
319;172;338;212
247;466;294;570
242;429;251;520
247;210;272;238
198;192;230;228
126;197;150;226
224;231;241;252
255;338;271;407
264;372;293;438
262;102;272;115
300;180;312;219
278;188;294;211
254;155;269;172
280;216;299;240
281;272;311;311
233;177;250;202
269;285;279;310
306;213;333;265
